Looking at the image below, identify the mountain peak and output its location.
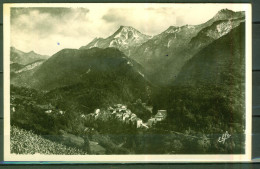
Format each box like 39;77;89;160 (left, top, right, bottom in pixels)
119;25;130;29
80;25;151;53
215;9;235;18
10;46;25;55
28;50;36;54
168;26;179;29
218;8;235;14
119;25;134;29
111;25;150;40
115;25;139;35
164;26;181;34
213;8;244;21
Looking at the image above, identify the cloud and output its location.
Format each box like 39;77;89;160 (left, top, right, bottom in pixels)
102;9;126;23
11;7;90;36
101;8;177;35
146;7;175;15
11;7;89;21
11;7;93;55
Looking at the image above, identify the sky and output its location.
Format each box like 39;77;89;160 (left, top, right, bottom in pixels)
9;4;247;56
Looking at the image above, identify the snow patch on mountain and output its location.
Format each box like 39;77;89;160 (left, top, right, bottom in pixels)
167;39;172;48
216;21;232;36
206;19;242;40
110;26;151;48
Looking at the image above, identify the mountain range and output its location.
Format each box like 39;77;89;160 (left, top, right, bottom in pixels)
128;9;245;85
10;46;49;65
10;8;246;113
78;9;245;85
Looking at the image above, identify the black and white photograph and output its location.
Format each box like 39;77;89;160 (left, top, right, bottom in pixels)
3;3;252;162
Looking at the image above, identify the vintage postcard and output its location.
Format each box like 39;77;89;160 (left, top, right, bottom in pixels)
3;3;252;162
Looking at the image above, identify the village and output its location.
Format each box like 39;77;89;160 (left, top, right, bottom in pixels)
85;104;167;129
10;93;168;154
11;96;167;130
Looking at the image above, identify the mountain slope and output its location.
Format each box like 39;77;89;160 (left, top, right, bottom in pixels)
11;59;45;86
11;47;153;113
31;47;148;89
10;47;49;65
150;22;246;140
80;26;151;56
189;18;244;51
175;22;245;86
159;23;246;136
129;9;245;85
10;63;25;73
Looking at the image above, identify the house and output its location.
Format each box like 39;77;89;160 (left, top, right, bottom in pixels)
154;112;164;121
155;110;167;121
136;118;143;128
147;118;156;126
112;110;117;114
95;109;100;114
116;113;123;119
122;113;130;121
94;109;100;119
130;114;137;121
45;110;52;114
38;104;55;114
10;103;16;113
158;110;167;116
126;109;132;114
80;114;86;118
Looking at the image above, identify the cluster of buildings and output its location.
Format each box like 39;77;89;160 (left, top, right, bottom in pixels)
83;104;145;128
108;104;145;128
40;102;167;129
86;104;167;129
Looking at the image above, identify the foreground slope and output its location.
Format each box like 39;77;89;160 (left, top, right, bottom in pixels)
11;126;88;155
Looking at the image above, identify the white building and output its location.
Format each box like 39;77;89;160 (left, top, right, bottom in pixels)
155;110;167;121
136;119;143;128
